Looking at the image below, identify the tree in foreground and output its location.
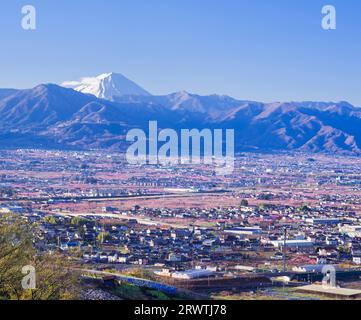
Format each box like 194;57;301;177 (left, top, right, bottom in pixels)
0;213;80;300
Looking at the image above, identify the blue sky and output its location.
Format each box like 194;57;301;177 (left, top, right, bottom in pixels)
0;0;360;105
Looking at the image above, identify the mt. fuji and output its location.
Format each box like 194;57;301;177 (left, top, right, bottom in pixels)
61;72;151;100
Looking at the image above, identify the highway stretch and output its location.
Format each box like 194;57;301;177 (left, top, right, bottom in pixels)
0;190;230;203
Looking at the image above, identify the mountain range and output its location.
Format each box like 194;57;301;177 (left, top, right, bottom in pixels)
0;72;360;155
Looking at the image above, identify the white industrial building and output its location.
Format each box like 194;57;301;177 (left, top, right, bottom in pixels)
292;264;339;273
269;239;314;248
224;226;262;235
171;269;214;280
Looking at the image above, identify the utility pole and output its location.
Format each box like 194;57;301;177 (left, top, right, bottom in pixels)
283;227;287;273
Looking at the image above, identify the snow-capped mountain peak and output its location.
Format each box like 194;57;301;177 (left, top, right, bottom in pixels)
61;72;151;100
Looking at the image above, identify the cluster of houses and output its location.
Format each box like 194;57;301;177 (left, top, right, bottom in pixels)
3;199;361;275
